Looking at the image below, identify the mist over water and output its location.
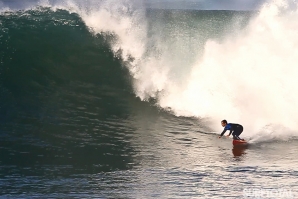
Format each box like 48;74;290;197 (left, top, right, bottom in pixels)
74;0;298;142
2;0;298;142
1;0;298;198
185;0;298;140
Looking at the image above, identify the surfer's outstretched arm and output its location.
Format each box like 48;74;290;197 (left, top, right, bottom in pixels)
219;129;227;138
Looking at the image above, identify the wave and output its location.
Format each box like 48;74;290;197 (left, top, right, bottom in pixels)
0;8;133;122
1;0;298;142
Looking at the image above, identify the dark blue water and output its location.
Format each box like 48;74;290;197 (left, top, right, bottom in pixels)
0;6;297;199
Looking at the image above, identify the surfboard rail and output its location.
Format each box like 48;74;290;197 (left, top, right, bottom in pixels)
232;139;247;145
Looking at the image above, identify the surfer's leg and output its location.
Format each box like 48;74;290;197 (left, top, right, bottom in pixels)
232;126;243;140
232;131;240;140
233;135;240;140
235;126;244;140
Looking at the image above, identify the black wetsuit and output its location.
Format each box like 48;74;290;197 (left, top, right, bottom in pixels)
220;123;243;140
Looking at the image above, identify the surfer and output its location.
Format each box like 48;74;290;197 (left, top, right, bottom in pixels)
218;120;244;140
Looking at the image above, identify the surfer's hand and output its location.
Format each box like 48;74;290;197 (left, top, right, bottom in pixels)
226;135;230;137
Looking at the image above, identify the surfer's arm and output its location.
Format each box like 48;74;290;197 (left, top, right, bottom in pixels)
220;129;227;137
228;131;232;136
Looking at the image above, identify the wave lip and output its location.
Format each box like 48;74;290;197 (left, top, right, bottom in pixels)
2;0;298;141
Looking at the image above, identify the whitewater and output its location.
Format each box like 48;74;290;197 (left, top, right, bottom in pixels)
1;0;298;198
2;0;298;142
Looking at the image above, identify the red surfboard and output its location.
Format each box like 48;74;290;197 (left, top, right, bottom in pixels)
233;139;247;145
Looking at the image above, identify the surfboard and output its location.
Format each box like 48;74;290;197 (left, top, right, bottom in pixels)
232;139;247;145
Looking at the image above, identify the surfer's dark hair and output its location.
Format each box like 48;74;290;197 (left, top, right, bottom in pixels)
221;120;227;124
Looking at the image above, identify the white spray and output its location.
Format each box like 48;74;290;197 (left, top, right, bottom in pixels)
53;0;298;141
2;0;298;141
157;0;298;141
190;0;298;141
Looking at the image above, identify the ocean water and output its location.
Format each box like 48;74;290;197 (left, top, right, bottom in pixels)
1;0;298;198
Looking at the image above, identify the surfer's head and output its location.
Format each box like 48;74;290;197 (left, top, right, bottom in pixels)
221;120;227;127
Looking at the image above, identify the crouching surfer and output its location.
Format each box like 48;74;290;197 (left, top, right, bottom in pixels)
218;120;244;140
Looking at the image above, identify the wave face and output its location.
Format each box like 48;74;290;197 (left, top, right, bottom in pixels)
2;2;298;198
0;8;133;124
1;0;298;141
